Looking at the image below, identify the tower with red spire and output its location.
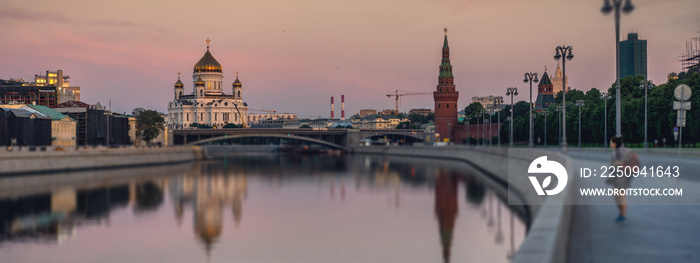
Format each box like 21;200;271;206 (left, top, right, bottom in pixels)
434;28;459;142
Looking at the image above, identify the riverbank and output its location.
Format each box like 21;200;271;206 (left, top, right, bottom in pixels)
351;145;574;263
0;146;204;176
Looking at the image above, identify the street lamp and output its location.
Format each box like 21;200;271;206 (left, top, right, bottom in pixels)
506;87;518;147
482;109;488;146
477;112;482;146
554;46;574;149
639;80;654;150
524;72;539;148
542;110;549;147
494;97;503;146
465;116;471;146
556;106;563;146
575;100;585;148
602;0;634;137
600;92;612;147
488;107;493;146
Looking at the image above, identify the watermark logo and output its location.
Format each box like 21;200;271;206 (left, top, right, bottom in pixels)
528;156;568;196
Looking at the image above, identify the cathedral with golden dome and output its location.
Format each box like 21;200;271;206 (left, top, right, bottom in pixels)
168;39;248;129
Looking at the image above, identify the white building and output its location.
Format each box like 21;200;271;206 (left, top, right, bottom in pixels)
247;112;297;124
168;39;248;129
351;115;408;129
470;95;504;109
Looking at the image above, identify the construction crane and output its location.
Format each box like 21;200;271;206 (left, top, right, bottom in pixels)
234;103;248;128
386;90;432;115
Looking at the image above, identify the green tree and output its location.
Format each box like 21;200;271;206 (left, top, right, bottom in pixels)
464;102;484;124
223;123;244;128
189;123;212;129
407;113;434;125
135;110;165;144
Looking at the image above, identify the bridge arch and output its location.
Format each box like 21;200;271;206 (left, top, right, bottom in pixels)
188;134;346;150
359;132;425;145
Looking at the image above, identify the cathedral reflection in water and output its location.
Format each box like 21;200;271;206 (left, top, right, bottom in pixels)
169;163;248;255
0;155;525;263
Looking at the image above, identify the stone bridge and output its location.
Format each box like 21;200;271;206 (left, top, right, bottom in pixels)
171;128;430;147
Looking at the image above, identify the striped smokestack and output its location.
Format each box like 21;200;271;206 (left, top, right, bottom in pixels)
331;96;334;119
341;95;345;120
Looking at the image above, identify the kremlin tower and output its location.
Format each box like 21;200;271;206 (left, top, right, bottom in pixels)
433;29;460;142
534;67;555;110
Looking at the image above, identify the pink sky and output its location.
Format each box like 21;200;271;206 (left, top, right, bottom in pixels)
0;0;698;117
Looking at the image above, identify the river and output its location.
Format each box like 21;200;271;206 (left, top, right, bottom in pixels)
0;153;526;262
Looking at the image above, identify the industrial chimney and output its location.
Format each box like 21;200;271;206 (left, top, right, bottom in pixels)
330;96;335;119
341;95;345;120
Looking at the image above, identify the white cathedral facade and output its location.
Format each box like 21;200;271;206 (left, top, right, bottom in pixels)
168;40;248;129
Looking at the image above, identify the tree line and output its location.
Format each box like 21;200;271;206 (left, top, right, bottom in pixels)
463;71;700;147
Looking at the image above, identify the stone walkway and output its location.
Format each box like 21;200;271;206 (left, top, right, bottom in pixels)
567;151;700;263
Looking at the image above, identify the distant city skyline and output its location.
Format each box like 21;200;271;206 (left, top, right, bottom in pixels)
1;0;698;117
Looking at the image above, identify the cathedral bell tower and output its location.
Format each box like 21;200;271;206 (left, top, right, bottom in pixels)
433;28;459;142
174;72;184;100
232;71;242;100
195;74;205;98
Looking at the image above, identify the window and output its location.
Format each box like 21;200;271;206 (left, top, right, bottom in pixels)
200;113;203;121
215;113;218;121
187;113;189;121
446;104;449;108
223;113;230;122
200;90;203;96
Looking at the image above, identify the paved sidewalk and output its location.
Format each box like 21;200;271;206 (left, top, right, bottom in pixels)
567;155;700;263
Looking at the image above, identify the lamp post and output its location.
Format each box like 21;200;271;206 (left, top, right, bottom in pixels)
542;110;549;147
495;97;503;146
523;72;539;148
575;100;585;148
554;46;574;149
482;109;488;146
639;80;654;150
600;92;612;147
466;116;471;146
556;106;563;146
506;87;518;147
477;113;481;146
489;108;493;146
602;0;634;137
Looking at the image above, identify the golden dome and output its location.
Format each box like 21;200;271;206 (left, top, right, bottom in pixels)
195;76;205;86
174;72;184;88
193;39;222;73
232;71;242;87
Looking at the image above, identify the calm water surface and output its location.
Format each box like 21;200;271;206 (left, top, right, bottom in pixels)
0;154;526;262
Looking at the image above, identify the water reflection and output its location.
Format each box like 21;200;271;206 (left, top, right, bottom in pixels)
168;164;248;256
0;154;526;263
0;181;162;243
435;170;458;263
